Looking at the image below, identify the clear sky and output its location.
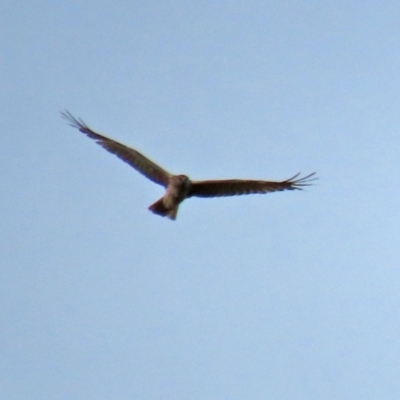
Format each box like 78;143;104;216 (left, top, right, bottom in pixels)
2;1;400;399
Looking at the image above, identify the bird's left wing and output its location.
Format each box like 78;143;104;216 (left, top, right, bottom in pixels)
62;111;172;187
188;173;317;198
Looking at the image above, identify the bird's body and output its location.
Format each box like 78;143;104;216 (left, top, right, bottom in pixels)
62;111;317;220
149;175;191;219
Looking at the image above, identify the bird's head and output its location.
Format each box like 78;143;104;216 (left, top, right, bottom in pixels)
173;174;191;188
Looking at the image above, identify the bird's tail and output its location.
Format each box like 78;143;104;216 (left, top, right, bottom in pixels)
148;197;178;220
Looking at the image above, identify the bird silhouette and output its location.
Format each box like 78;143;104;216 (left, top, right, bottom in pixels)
62;111;317;220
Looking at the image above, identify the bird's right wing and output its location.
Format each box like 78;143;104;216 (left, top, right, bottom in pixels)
62;111;172;187
188;173;317;197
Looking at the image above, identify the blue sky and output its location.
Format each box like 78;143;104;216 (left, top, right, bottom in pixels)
2;1;400;399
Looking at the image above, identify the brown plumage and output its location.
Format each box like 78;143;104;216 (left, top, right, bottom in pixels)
62;111;317;220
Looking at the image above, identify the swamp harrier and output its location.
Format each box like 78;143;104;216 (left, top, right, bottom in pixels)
62;111;316;220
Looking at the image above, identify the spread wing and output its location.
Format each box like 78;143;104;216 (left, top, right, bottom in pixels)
61;111;172;187
188;173;317;198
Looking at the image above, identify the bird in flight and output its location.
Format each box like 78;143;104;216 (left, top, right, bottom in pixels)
62;111;317;220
